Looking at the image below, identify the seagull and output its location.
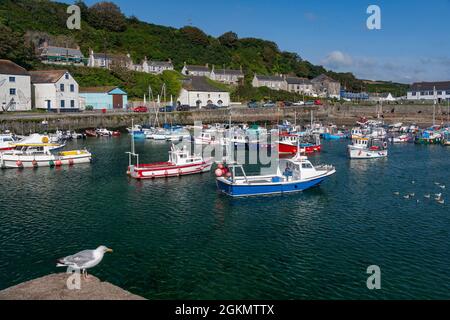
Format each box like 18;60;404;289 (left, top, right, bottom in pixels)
435;193;442;198
57;246;113;279
412;181;416;184
404;195;411;199
439;185;446;190
424;194;431;199
410;193;415;197
435;182;441;186
437;199;445;205
394;192;400;196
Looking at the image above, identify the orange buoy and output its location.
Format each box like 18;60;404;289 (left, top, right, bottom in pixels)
55;160;62;167
32;160;38;168
16;160;23;168
68;159;74;166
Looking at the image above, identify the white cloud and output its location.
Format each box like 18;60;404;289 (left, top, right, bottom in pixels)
321;51;353;69
319;51;450;83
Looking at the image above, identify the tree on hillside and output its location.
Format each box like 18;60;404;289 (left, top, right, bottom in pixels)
0;25;35;68
179;26;210;46
87;2;127;32
218;31;238;47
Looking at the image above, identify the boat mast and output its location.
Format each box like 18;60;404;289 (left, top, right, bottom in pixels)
433;86;436;127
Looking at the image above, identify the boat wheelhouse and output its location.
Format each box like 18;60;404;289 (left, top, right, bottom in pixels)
277;133;321;154
348;137;388;159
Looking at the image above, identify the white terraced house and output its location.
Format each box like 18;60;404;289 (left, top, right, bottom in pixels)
407;81;450;103
0;60;32;112
181;63;211;77
30;70;79;112
210;66;244;85
178;76;230;108
285;76;314;95
137;57;174;74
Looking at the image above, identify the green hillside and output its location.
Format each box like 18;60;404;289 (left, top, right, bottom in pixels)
0;0;409;99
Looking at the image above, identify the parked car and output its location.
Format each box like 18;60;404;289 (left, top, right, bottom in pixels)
314;100;323;106
248;101;261;108
133;106;148;113
159;105;175;113
177;105;190;112
283;101;293;107
263;101;276;108
305;101;315;106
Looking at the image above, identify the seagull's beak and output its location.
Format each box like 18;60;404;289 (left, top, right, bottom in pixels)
107;248;113;253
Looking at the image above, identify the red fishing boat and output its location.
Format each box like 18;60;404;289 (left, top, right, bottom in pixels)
277;133;321;155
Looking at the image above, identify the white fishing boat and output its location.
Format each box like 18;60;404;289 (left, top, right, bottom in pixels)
194;132;222;145
348;137;388;159
0;144;92;169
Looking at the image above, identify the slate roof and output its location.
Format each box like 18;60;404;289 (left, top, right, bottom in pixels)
285;77;311;85
410;81;450;91
40;46;84;58
214;69;244;76
0;60;30;76
186;65;210;72
148;61;173;68
182;76;228;92
255;74;284;82
30;70;68;83
311;74;339;83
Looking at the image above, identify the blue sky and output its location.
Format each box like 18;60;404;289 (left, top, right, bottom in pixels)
64;0;450;83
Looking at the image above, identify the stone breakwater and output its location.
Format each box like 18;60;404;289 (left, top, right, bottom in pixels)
0;104;446;134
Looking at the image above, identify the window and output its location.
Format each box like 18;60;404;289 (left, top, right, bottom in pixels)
70;84;75;92
60;84;65;92
9;88;16;95
412;92;417;96
65;73;69;80
70;100;75;108
9;77;15;83
446;91;450;95
438;91;443;95
429;91;434;95
60;100;65;108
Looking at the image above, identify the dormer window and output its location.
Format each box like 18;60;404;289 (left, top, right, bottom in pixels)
65;73;69;80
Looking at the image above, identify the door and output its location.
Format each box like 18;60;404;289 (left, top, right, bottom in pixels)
112;94;123;109
46;100;51;111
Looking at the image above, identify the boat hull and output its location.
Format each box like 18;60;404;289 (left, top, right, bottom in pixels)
216;175;330;197
278;142;321;154
348;147;388;159
1;153;92;168
128;160;213;179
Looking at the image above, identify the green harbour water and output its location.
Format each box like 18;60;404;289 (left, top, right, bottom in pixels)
1;137;450;299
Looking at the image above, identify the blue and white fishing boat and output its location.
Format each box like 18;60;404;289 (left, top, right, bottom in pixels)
216;155;336;197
